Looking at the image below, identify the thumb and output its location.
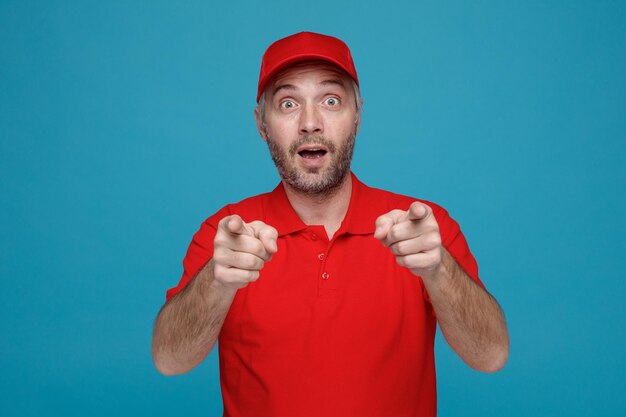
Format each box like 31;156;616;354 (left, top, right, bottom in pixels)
249;221;279;255
374;215;395;240
374;210;405;240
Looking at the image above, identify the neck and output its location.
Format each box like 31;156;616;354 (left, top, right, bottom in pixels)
282;174;353;240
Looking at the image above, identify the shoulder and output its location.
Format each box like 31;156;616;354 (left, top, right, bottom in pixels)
358;180;449;217
359;180;480;280
355;179;461;242
185;190;274;253
203;190;275;227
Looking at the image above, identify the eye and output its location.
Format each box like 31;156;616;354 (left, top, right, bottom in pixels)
279;100;297;110
325;97;340;107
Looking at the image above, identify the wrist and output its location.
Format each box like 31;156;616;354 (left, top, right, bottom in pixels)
418;248;452;289
209;275;239;297
190;259;237;300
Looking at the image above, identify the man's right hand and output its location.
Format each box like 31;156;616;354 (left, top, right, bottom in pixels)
212;215;278;290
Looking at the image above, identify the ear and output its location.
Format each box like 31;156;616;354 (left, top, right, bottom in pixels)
254;107;268;142
354;105;362;135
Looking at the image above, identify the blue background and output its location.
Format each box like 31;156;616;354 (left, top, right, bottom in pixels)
1;1;624;416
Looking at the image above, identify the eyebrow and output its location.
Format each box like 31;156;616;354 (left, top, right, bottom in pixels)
271;83;297;97
320;79;347;89
271;78;348;98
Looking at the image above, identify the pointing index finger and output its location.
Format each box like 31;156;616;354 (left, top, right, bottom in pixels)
407;202;429;221
223;215;253;236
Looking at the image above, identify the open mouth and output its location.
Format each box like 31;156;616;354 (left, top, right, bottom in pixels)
297;147;328;159
298;149;327;159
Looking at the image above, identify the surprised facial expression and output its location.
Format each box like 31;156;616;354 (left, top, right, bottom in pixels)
256;62;360;195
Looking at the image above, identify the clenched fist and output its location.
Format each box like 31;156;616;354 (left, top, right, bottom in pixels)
213;215;278;290
374;201;442;280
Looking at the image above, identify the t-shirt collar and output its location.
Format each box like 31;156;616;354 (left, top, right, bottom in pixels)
265;172;380;237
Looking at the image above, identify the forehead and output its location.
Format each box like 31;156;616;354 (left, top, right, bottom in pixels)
267;61;354;92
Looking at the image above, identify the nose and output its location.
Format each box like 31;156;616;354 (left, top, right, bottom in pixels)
298;103;323;135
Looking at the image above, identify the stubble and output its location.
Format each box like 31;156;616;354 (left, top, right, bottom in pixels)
266;131;356;196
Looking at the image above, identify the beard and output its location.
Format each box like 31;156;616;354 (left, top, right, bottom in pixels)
266;130;356;195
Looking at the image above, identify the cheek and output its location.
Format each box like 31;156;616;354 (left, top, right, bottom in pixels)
265;117;298;140
331;114;358;136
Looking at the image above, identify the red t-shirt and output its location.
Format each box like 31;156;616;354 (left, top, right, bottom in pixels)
166;173;483;417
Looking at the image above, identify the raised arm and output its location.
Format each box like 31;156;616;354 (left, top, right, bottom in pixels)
152;215;278;375
374;202;509;372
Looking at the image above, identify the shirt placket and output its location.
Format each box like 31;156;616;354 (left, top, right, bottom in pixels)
307;226;339;298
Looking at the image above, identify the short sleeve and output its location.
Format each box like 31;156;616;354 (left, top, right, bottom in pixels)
165;205;232;301
432;206;484;288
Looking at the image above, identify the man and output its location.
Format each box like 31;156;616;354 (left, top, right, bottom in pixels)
152;32;509;417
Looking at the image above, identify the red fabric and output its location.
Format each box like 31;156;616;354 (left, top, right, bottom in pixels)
166;173;483;417
256;31;359;103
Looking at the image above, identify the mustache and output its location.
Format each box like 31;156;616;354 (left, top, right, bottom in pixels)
288;136;337;156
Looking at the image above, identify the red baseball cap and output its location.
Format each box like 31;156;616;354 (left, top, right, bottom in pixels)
256;31;359;103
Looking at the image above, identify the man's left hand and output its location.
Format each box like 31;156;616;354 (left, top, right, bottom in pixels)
374;201;442;280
